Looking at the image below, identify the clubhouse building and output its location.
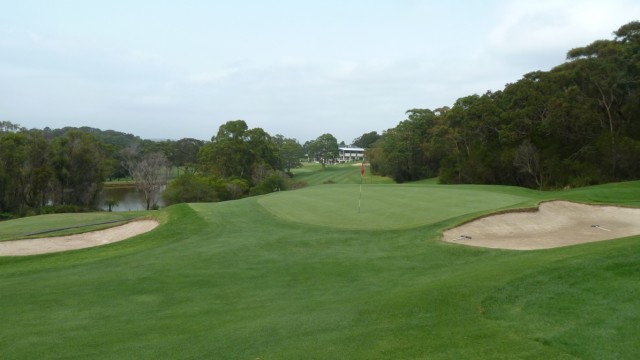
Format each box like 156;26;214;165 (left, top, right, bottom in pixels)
337;146;365;163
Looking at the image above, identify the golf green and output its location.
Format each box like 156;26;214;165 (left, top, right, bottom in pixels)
258;184;532;230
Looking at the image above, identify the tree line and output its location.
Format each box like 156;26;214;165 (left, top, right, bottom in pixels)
0;120;316;217
163;120;306;204
6;23;634;216
0;123;208;216
368;22;640;189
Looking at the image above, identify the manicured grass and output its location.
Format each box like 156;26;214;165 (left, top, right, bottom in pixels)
0;212;146;241
0;180;639;359
292;162;395;186
258;184;535;230
482;245;640;359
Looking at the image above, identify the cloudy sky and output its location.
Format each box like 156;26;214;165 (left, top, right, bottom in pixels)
1;1;638;143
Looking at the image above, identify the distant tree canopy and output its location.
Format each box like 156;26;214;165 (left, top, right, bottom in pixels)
352;131;381;149
0;119;306;215
0;125;107;215
0;123;210;216
369;21;640;188
165;120;305;205
307;133;339;168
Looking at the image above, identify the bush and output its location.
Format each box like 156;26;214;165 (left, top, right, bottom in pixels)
249;173;288;196
163;173;219;205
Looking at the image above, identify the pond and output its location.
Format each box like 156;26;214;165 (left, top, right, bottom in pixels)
96;186;165;212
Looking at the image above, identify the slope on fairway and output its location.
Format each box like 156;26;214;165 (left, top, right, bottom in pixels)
258;184;532;230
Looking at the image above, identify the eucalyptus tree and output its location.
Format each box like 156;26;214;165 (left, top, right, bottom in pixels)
352;131;381;149
50;130;107;207
198;120;251;179
308;133;338;169
274;135;304;172
0;131;28;212
130;152;170;210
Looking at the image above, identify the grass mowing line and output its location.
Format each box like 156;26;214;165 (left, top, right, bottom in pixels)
292;163;395;186
23;218;135;236
0;212;144;242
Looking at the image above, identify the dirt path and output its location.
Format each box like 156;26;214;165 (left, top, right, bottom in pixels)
442;201;640;250
0;220;159;256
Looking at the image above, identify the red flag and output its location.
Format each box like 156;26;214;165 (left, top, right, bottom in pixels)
360;162;365;176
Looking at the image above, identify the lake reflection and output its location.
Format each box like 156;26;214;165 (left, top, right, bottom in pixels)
97;186;165;212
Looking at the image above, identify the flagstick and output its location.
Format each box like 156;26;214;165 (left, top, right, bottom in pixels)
359;175;362;213
358;162;364;213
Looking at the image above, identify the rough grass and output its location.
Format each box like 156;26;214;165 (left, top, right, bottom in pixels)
0;178;639;359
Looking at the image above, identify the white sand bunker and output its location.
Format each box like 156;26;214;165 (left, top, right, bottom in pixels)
443;201;640;250
0;220;159;256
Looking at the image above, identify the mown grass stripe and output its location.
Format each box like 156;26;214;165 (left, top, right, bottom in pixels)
23;218;135;236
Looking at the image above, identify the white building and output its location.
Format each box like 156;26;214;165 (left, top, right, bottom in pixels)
337;146;365;163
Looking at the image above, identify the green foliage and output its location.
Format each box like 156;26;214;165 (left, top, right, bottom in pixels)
249;173;289;196
274;135;304;172
352;131;381;148
372;21;640;189
307;133;339;168
0;128;107;214
50;130;107;207
163;173;220;205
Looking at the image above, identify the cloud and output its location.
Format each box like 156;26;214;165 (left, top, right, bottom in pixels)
488;0;639;56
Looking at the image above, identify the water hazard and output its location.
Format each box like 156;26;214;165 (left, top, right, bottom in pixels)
96;186;165;212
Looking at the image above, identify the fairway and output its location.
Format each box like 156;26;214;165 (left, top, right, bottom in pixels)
1;181;639;359
258;184;532;230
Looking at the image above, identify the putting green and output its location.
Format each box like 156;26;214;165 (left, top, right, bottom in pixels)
258;184;531;230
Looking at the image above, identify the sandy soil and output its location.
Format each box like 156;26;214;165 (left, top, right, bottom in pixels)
442;201;640;250
0;220;159;256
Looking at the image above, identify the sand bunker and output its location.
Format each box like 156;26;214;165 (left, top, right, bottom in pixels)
442;201;640;250
0;220;159;256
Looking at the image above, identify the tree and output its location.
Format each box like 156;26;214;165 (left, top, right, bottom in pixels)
22;130;52;208
163;173;220;205
174;138;204;170
0;132;28;212
50;130;106;207
371;109;437;182
275;135;303;172
130;152;170;210
352;131;381;149
199;120;251;179
308;133;338;169
514;140;543;189
0;121;24;134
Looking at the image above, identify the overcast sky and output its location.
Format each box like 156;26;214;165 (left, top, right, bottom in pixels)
1;1;638;143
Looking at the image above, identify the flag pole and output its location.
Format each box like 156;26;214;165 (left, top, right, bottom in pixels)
359;161;365;213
